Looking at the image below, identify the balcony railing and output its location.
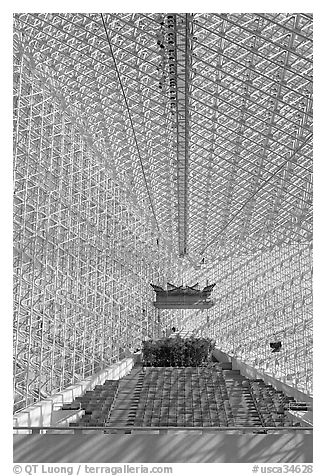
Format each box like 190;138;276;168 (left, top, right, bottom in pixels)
13;425;313;435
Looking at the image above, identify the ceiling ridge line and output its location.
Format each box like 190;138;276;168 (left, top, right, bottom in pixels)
100;13;160;235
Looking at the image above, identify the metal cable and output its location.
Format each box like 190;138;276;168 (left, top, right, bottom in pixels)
100;13;160;233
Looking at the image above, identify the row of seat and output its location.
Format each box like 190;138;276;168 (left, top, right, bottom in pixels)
66;362;307;429
132;364;230;426
68;380;118;427
248;379;302;427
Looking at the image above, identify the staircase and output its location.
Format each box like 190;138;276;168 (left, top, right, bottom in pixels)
106;365;145;428
221;363;265;427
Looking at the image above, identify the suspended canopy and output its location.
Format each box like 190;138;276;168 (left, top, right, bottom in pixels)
151;282;216;309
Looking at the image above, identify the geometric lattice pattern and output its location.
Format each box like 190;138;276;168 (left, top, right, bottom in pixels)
188;13;312;261
13;13;313;411
182;243;313;395
13;50;177;411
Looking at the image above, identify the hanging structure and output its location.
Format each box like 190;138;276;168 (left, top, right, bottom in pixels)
151;283;216;309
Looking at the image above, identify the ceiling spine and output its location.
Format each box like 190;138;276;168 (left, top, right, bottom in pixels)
169;13;192;257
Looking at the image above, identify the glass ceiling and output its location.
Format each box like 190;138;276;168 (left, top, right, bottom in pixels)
13;12;313;262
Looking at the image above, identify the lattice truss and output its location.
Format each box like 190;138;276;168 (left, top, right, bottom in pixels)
179;13;313;395
188;13;312;261
13;13;313;260
14;13;180;250
181;242;313;395
13;13;313;408
13;34;179;412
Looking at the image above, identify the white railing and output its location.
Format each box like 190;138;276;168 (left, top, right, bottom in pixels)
13;425;313;435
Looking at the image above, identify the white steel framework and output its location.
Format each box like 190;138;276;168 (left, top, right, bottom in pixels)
13;12;313;410
182;243;312;395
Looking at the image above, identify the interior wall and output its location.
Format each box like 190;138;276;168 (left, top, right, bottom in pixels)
181;244;313;395
13;47;178;413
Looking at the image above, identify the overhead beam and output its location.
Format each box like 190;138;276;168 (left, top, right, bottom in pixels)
167;13;192;257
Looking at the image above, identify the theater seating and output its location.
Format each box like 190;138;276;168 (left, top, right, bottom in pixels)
248;379;302;427
68;380;118;427
67;362;305;430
